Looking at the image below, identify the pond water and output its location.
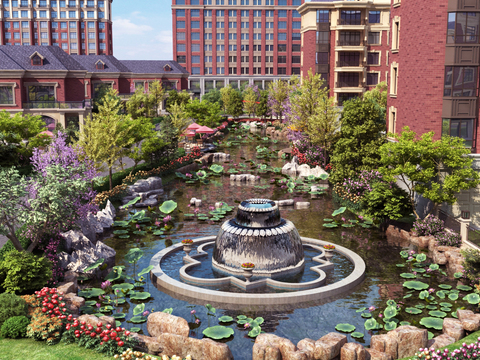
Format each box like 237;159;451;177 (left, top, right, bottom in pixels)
102;131;472;358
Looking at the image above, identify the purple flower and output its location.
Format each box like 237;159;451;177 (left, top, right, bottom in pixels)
101;280;111;290
164;215;172;222
96;303;101;308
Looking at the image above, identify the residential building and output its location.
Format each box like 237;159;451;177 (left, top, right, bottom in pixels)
0;0;113;55
0;45;189;130
298;0;390;105
171;0;304;97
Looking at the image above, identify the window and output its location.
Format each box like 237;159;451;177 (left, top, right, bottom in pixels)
4;23;10;29
192;43;200;52
86;0;93;6
52;32;58;39
253;33;260;40
70;32;76;38
265;22;274;28
278;56;286;63
205;55;212;62
191;67;200;75
191;21;200;29
177;43;186;52
278;21;287;29
60;21;67;28
253;44;261;51
51;0;57;6
229;55;237;62
442;119;475;147
228;44;236;51
228;0;236;4
229;10;237;17
240;0;248;4
229;21;237;29
253;0;261;4
203;0;211;4
240;10;248;17
204;44;212;51
177;55;186;63
292;22;300;30
241;21;248;28
22;31;29;38
21;10;28;17
278;33;286;41
367;52;379;65
177;32;185;40
99;32;105;39
98;0;104;7
447;12;480;43
265;33;273;40
176;9;185;17
292;44;301;52
278;67;286;74
367;73;379;86
14;32;20;39
69;21;76;28
292;0;300;5
22;21;29;28
87;32;94;38
39;10;46;17
12;11;18;18
0;85;14;105
390;63;398;95
338;72;360;87
338;93;358;106
216;21;224;28
216;44;224;51
28;85;55;102
215;0;224;4
278;44;286;52
52;11;57;18
98;22;104;29
253;22;261;28
191;9;200;17
292;56;300;64
204;33;212;40
68;10;75;17
204;22;212;28
86;11;93;18
61;32;67;39
253;10;261;17
392;18;399;49
241;67;248;74
369;11;381;24
13;21;19;28
176;21;185;29
217;56;224;62
241;33;248;40
293;11;301;18
240;44;249;51
216;33;224;40
176;0;185;3
444;66;477;97
70;42;77;49
266;10;273;17
240;55;248;62
368;31;380;45
316;52;328;64
88;42;95;49
4;11;9;18
217;67;225;74
216;10;224;17
88;21;94;28
191;32;200;40
340;10;362;25
205;67;212;74
278;10;287;18
204;10;212;17
192;55;200;63
229;33;236;40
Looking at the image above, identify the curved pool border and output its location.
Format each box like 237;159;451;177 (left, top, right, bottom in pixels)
149;236;366;308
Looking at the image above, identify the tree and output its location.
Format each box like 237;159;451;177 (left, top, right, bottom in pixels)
220;85;234;115
228;89;244;119
125;88;148;119
256;90;270;120
140;117;178;164
121;116;156;171
243;85;259;117
363;81;387;124
267;79;290;121
166;90;190;110
92;84;113;114
330;98;386;183
379;127;480;218
184;99;222;127
77;88;135;190
168;102;189;136
202;88;223;107
146;80;166;117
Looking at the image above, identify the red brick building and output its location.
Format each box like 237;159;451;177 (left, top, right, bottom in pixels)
0;0;113;55
0;45;189;130
298;0;390;105
171;0;304;96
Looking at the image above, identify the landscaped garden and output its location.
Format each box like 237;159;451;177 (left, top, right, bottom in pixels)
1;74;480;360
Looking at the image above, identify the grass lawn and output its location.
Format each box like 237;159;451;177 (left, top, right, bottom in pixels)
0;337;112;360
399;330;480;360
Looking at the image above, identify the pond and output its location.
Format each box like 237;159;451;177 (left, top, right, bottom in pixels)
100;128;475;358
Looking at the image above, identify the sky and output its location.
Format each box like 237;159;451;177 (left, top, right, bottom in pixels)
112;0;173;60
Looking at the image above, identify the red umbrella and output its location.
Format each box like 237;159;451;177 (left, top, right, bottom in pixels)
187;123;202;130
196;125;215;134
183;130;196;137
39;130;54;137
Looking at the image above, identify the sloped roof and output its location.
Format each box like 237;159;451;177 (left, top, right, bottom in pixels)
71;54;131;73
120;60;188;75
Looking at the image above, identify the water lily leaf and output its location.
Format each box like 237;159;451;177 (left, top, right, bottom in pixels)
118;235;130;239
125;248;143;264
451;311;459;318
319;173;329;180
323;219;334;222
219;316;234;323
341;224;354;228
84;300;97;306
112;313;126;319
78;288;105;298
153;230;164;235
129;327;141;333
403;281;429;290
84;258;105;273
130;292;151;300
403;294;412;299
436;291;446;299
332;207;347;217
113;230;129;235
132;303;145;316
400;273;416;279
323;223;338;228
356;307;367;313
351;332;364;339
202;326;234;340
439;285;452;290
122;196;141;209
396;264;405;267
163;308;173;314
130;210;146;221
429;264;440;271
419;317;443;330
384;306;397;319
113;220;130;227
416;253;427;262
335;323;356;333
400;250;409;259
454;272;463;279
448;293;459;301
415;304;425;309
105;266;123;282
130;316;147;323
415;268;426;273
248;326;262;338
100;305;113;313
364;318;379;331
429;310;447;318
463;293;480;304
205;304;216;314
79;305;94;314
159;200;178;214
457;285;473;292
209;164;224;173
400;321;411;326
112;283;134;291
254;317;264;325
237;315;247;320
361;313;372;318
405;307;423;315
426;305;438;310
384;321;397;331
138;265;154;277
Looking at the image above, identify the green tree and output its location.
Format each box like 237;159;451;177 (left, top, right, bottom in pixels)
330;98;386;183
184;99;222;127
243;86;258;117
256;90;269;120
121;116;155;171
125;88;148;119
202;88;223;107
363;81;387;123
166;90;190;110
379;127;480;218
140;117;178;164
363;181;412;221
220;85;234;115
78;88;135;190
267;79;290;121
146;80;166;117
92;84;113;114
228;89;244;119
168;102;189;135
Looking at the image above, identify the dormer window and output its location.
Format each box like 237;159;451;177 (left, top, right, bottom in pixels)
29;51;44;66
163;64;172;72
95;60;105;70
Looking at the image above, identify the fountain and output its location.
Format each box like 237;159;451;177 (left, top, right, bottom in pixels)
149;199;366;310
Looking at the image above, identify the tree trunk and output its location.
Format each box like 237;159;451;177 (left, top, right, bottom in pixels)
109;167;113;190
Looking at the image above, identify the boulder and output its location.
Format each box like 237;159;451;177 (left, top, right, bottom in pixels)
365;349;393;360
77;314;114;328
95;241;116;268
61;230;93;254
297;339;315;354
131;333;163;355
58;251;73;269
314;332;347;360
146;177;163;190
135;198;160;208
387;325;427;359
410;236;432;249
77;216;97;243
67;241;115;274
370;334;398;359
147;311;190;338
96;210;113;229
253;334;283;360
277;199;295;206
282;157;299;177
104;200;116;219
296;202;310;209
297;164;328;179
195;199;202;207
63;293;85;315
341;342;366;360
200;153;214;164
427;334;456;350
457;309;480;332
98;315;115;328
202;338;234;360
442;318;465;342
145;189;164;197
433;250;448;265
128;179;151;193
87;212;104;235
63;270;79;284
212;153;231;162
57;281;77;295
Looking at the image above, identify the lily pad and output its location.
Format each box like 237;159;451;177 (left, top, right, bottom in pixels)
415;304;426;309
419;317;444;330
323;219;334;222
364;318;379;331
405;307;422;315
132;303;145;316
384;321;397;331
78;288;105;298
439;285;452;290
84;258;105;272
112;313;126;319
361;312;372;318
448;293;459;301
463;293;480;304
436;291;446;299
153;230;164;236
254;317;264;325
426;305;438;310
403;281;429;290
400;321;411;326
237;315;247;320
351;332;364;339
428;332;434;340
384;306;397;319
400;273;416;279
129;327;141;333
416;253;427;262
202;326;234;340
159;200;178;214
457;285;473;292
112;283;135;291
454;272;463;279
79;305;94;314
130;292;151;300
163;308;173;314
396;264;405;267
429;264;440;271
323;223;338;228
335;323;356;333
118;235;130;239
138;265;154;277
125;248;143;264
130;316;147;323
248;326;262;338
113;230;129;235
403;294;412;299
332;207;347;217
218;316;234;323
429;310;447;318
122;196;141;208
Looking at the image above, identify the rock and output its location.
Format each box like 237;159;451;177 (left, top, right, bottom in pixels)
95;241;116;268
135;198;160;208
147;311;190;338
297;164;328;179
145;189;164;197
370;334;398;359
296;202;310;209
202;338;234;360
282;157;299;177
63;270;79;284
365;349;393;360
98;315;115;328
212;152;230;162
104;200;116;219
314;332;347;360
67;241;115;274
77;314;113;328
385;225;411;243
277;199;295;206
417;236;433;249
57;281;77;295
341;342;366;360
131;333;163;355
156;334;233;360
61;230;93;254
297;339;315;354
200;153;214;164
183;336;205;360
58;251;73;269
87;212;104;234
427;333;456;350
156;333;187;358
146;176;163;190
77;216;97;243
433;250;448;265
457;309;480;331
195;199;202;207
253;334;283;360
428;237;439;252
128;179;151;193
63;293;85;315
96;210;113;229
387;325;427;359
190;198;197;205
443;318;465;341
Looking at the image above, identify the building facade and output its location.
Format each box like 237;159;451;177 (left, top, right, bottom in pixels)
0;0;113;55
0;45;189;130
298;0;390;105
171;0;304;96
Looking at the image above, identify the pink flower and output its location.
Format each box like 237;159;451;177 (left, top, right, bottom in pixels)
191;310;196;315
369;306;375;312
164;215;172;222
195;319;200;324
244;323;250;329
378;314;383;318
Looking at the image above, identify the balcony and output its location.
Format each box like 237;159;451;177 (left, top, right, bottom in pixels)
23;100;90;109
335;81;365;88
336;39;366;47
336;60;366;67
336;18;366;30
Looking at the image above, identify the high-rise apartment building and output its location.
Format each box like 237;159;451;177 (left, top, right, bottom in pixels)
298;0;390;105
172;0;304;96
0;0;113;55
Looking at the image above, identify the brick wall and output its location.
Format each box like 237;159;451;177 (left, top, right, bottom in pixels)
301;30;316;77
65;78;85;102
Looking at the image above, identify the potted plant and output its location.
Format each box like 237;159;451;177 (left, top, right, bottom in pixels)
323;244;335;260
182;239;194;257
241;262;255;283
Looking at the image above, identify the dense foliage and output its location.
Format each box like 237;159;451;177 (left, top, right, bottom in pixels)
412;215;445;236
1;315;30;338
435;229;462;247
461;248;480;286
0;293;28;329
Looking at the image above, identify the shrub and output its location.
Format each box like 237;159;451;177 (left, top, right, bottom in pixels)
461;248;480;286
435;229;462;247
0;250;52;294
362;181;411;221
1;315;30;338
0;225;31;262
0;293;28;329
412;215;445;236
26;307;64;345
